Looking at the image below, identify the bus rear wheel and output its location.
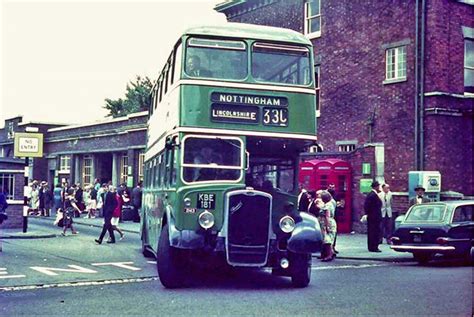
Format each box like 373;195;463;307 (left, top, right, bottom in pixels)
289;252;311;288
157;224;186;288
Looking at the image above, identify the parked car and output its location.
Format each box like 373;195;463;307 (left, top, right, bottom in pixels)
390;200;474;264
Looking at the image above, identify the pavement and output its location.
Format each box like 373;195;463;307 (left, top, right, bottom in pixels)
0;214;412;262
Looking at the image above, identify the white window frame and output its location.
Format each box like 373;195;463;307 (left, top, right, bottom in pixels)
336;140;357;152
384;46;407;83
0;173;15;200
464;38;474;96
82;155;92;186
315;65;321;117
59;155;71;173
120;154;129;184
138;152;145;182
304;0;322;39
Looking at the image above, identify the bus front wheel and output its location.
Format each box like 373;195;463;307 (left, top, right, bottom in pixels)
157;224;186;288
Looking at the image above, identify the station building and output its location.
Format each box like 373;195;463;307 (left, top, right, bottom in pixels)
0;112;147;228
215;0;474;228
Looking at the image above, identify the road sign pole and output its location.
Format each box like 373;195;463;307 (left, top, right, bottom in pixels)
23;157;29;233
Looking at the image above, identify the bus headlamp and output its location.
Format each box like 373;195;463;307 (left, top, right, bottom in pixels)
184;198;192;207
279;215;295;233
198;211;214;230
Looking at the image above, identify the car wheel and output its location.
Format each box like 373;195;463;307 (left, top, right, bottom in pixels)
289;252;311;288
157;224;186;288
413;252;432;264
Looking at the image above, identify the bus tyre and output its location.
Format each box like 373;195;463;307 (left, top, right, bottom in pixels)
289;252;311;288
157;224;185;288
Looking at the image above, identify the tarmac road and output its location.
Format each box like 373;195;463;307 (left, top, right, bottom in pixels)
0;218;472;316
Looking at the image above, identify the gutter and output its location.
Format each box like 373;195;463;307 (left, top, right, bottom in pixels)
420;0;426;171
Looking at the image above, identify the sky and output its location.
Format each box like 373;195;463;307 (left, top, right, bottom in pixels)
0;0;227;127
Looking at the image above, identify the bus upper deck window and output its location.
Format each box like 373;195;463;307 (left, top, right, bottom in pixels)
185;38;247;81
252;42;312;86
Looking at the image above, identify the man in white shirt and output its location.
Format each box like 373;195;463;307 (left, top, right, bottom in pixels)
378;184;393;243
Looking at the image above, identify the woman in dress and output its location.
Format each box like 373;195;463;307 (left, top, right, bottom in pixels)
318;191;337;262
61;188;80;236
29;184;40;216
110;187;125;241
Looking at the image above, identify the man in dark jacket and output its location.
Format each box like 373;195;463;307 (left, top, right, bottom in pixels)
364;180;382;252
409;185;430;206
131;182;143;222
95;185;117;244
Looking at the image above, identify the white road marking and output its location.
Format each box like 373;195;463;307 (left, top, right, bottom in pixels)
311;263;388;271
0;277;159;292
29;265;98;276
0;268;26;279
91;262;141;271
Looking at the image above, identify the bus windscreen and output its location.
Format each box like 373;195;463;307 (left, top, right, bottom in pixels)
182;136;243;183
252;42;312;86
185;38;248;80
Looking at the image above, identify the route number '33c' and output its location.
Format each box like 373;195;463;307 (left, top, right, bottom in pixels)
263;107;288;127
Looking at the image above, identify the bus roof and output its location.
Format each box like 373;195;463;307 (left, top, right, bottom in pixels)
183;23;312;46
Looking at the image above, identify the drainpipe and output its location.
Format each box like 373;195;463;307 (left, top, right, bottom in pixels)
414;0;419;170
419;0;426;171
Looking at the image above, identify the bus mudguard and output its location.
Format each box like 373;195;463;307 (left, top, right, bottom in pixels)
287;212;323;254
167;206;205;249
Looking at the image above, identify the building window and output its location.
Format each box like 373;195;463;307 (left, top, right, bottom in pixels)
138;152;145;182
315;65;321;117
120;154;128;184
337;141;357;152
59;155;71;172
0;173;15;200
82;155;92;186
465;38;474;94
385;46;406;81
304;0;321;38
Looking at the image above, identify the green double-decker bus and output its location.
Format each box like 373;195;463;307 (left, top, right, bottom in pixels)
142;23;322;288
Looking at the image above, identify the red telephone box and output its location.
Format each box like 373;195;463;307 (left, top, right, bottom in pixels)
299;159;352;233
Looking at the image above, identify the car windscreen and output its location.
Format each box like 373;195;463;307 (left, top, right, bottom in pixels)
185;38;247;80
252;42;312;86
404;204;447;223
182;136;242;183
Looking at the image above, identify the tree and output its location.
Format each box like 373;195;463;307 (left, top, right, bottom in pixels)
104;76;153;118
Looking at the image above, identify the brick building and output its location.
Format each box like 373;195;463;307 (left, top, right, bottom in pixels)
0;112;147;228
215;0;474;228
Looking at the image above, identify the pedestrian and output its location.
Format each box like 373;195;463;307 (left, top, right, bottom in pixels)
52;183;62;216
306;190;319;217
364;180;383;252
74;184;84;216
61;188;80;236
297;184;310;212
131;181;143;222
29;183;39;216
38;181;46;216
85;185;97;218
95;185;117;244
0;187;9;224
319;190;337;261
94;178;101;192
378;183;393;244
409;185;430;206
110;188;125;241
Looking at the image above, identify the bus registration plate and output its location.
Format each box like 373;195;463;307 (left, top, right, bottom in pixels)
198;193;216;209
263;108;288;127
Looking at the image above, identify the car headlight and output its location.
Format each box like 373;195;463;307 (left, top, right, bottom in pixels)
198;210;214;230
279;215;295;233
184;197;192;207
